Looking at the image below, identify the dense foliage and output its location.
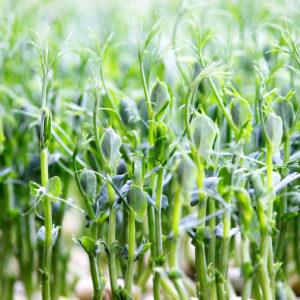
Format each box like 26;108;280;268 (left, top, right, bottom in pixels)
1;0;300;299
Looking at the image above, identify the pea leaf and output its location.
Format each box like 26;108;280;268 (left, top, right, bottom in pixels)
100;128;122;170
175;155;196;190
230;98;252;129
265;113;283;151
150;80;170;120
36;225;60;247
135;240;151;261
80;170;97;199
127;185;147;222
120;98;138;128
46;176;62;198
190;114;217;161
29;181;41;196
40;107;52;149
233;187;253;233
78;236;99;256
273;99;294;134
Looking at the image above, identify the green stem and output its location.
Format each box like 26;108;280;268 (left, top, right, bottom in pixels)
257;198;272;300
160;276;180;299
216;192;232;300
89;254;102;300
266;143;275;297
107;184;118;298
294;218;300;274
124;209;135;294
154;169;164;298
51;181;69;300
276;134;290;264
241;237;252;300
41;148;52;300
207;197;217;299
266;143;273;191
138;57;154;145
169;186;187;300
253;279;263;300
192;151;208;300
136;264;151;288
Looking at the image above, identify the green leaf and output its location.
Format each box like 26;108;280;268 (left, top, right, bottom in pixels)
135;240;151;261
230;98;252;129
80;170;97;199
36;225;60;247
100;128;122;170
78;236;97;256
148;122;169;169
217;166;231;195
273;99;294;134
127;185;147;222
234;187;253;232
119;98;138;128
46;176;62;199
175;155;196;191
36;225;45;247
265;113;283;151
29;181;41;196
190;114;217;160
150;80;170;120
40;107;52;149
133;158;144;187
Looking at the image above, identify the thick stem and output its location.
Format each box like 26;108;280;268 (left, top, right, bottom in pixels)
89;254;102;300
139;59;154;145
41;148;52;300
257;198;272;300
124;210;135;294
107;184;118;298
147;205;157;261
216;193;231;300
192;152;208;300
169;187;187;300
276;134;290;264
154;169;163;298
294;218;300;274
265;143;275;297
241;237;252;300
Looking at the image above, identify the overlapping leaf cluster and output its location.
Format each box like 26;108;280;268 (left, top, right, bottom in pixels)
1;0;300;300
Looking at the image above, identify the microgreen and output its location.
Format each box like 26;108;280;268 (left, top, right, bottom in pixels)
1;1;300;300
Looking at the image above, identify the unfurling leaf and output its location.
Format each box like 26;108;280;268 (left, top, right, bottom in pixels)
147;122;169;169
153;122;169;163
80;170;97;199
190;114;217;160
265;113;283;151
46;176;62;199
135;240;151;261
37;225;60;247
100;128;122;170
133;158;144;187
127;185;147;222
150;80;170;120
234;187;253;232
230;98;252;129
40;108;52;150
273;99;294;134
120;98;138;128
175;155;196;190
29;181;41;196
78;236;100;256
